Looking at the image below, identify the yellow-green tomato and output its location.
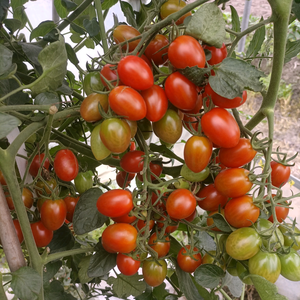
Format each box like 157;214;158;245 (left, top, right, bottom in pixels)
90;123;111;160
180;164;210;182
83;72;104;95
142;259;167;287
279;248;300;281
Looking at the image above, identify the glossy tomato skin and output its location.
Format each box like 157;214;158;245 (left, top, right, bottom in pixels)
219;138;257;168
136;162;163;182
40;199;67;231
168;35;205;69
117;56;154;90
80;93;108;122
74;171;93;194
165;72;198;111
109;86;147;121
54;149;79;182
184;136;212;173
120;150;145;173
97;189;133;218
148;232;170;258
137;219;155;232
142;259;167;287
31;221;53;248
100;118;131;154
64;196;79;222
35;178;57;197
177;245;202;273
214;168;253;198
249;250;281;283
117;253;141;276
140;85;168;122
101;223;137;253
202;43;227;65
268;201;289;223
100;64;122;88
91;123;111;160
113;25;140;51
145;34;169;65
226;227;262;261
201;108;240;148
112;212;137;224
13;219;24;244
83;71;104;95
224;195;260;228
196;184;228;211
166;189;197;219
29;153;50;177
160;0;191;24
116;171;132;188
6;188;34;210
270;161;291;187
279;224;300;250
279;248;300;281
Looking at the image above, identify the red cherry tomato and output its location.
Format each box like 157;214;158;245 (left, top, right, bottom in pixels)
116;171;134;188
64;196;80;223
120;150;145;173
29;153;50;177
117;253;140;276
100;64;123;88
270;161;291;187
145;34;169;65
136;219;155;232
112;212;137;224
54;149;79;182
156;215;179;233
113;25;140;52
6;188;34;210
148;232;170;258
31;221;53;248
136;162;163;182
267;197;289;223
184;93;203;114
177;245;202;273
202;43;227;65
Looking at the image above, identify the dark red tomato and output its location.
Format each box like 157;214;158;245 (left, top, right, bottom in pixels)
13;219;24;244
100;64;123;88
117;253;141;276
143;259;167;287
184;136;213;173
101;223;138;253
140;85;168;122
279;248;300;281
120;150;145;173
117;56;154;91
270;161;291;187
214;168;253;198
109;86;147;121
29;153;50;177
0;170;6;185
224;195;260;228
97;189;133;218
116;172;132;188
219;138;257;168
168;35;205;69
184;93;203;114
165;72;198;111
100;118;131;154
177;245;202;273
196;184;228;211
35;178;57;197
136;162;163;182
112;212;137;224
201;107;240;148
148;232;170;258
160;0;191;25
206;209;224;231
113;24;141;52
202;43;227;65
31;221;53;248
166;189;197;219
140;53;153;71
40;199;67;231
64;196;79;223
80;93;109;122
267;198;289;223
137;219;155;232
145;34;169;65
54;149;79;182
6;187;34;210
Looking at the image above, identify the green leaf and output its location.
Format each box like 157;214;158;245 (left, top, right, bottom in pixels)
0;44;13;76
169;236;184;257
180;66;211;86
0;113;21;139
13;5;27;28
30;21;56;41
3;18;22;33
83;17;100;37
107;273;146;298
70;22;86;34
35;92;60;108
11;0;27;10
162;165;182;178
102;0;118;10
153;282;174;300
230;5;240;35
43;28;60;42
85;37;95;49
247;274;289;300
0;63;17;80
61;0;77;10
150;144;184;163
65;43;79;65
246;22;265;58
54;0;68;18
30;35;68;95
0;79;30;106
19;42;43;75
222;272;243;298
186;2;226;48
73;188;107;235
292;1;300;21
70;33;84;43
193;231;216;251
136;285;155;300
211;213;233;233
120;1;137;28
194;264;225;289
48;224;75;253
11;267;42;300
78;256;94;284
284;39;300;64
44;280;77;300
209;57;265;99
0;0;9;24
43;261;62;283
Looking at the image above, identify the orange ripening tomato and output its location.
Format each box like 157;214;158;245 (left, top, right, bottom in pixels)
80;93;108;122
160;0;191;25
148;232;170;258
177;245;202;273
113;25;140;52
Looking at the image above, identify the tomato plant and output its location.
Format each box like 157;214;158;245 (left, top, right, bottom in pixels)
145;34;169;65
90;123;111;160
160;0;191;24
35;178;57;197
177;245;202;273
74;171;93;194
279;249;300;281
100;64;122;88
120;150;145;173
142;259;167;287
6;188;34;210
148;232;170;258
116;253;141;276
30;221;53;248
270;161;291;187
113;24;140;51
13;219;24;244
202;43;227;65
28;153;50;177
64;195;79;223
80;93;108;122
83;71;104;95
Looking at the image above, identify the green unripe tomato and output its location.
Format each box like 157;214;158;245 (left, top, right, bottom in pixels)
83;72;104;95
279;224;300;250
174;178;190;189
180;164;210;182
279;248;300;281
74;171;93;194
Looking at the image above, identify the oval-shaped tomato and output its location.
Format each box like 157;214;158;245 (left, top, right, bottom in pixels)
80;93;108;122
137;219;155;232
166;189;196;219
109;86;147;121
100;64;122;88
214;168;253;198
29;153;50;177
148;232;170;258
35;178;57;197
202;43;227;65
224;195;260;228
117;253;141;276
13;219;24;244
279;248;300;281
7;187;34;210
125;120;138;138
116;171;134;188
138;118;153;140
201;108;240;148
180;164;210;182
160;0;191;24
226;227;262;260
136;162;162;182
97;189;133;218
270;161;291;188
168;35;205;69
142;259;167;287
83;71;104;95
64;195;79;223
40;199;67;231
54;149;79;182
120;150;145;173
113;24;140;51
219;138;257;168
145;34;169;65
140;85;168;122
177;245;202;273
153;109;182;144
249;250;281;283
100;118;131;154
184;136;212;173
91;123;111;160
117;56;154;90
74;171;93;194
196;184;228;211
31;220;53;248
279;224;300;250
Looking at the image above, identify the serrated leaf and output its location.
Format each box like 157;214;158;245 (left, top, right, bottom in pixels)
48;224;75;253
107;274;146;298
102;0;118;10
30;21;56;41
30;35;68;95
180;66;211;86
3;18;22;33
284;39;300;64
0;113;21;139
13;5;27;28
186;2;226;48
83;17;100;37
194;264;225;289
54;0;68;18
193;231;216;251
62;0;77;10
35;92;60;108
43;261;62;283
65;43;79;65
73;188;107;235
0;44;13;76
209;57;265;99
11;267;42;300
78;256;94;284
150;143;184;163
246;22;265;58
211;213;233;233
120;1;137;28
230;5;240;35
222;272;243;298
0;0;9;24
